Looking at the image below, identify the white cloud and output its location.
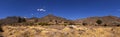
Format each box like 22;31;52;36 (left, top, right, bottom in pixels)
37;8;46;12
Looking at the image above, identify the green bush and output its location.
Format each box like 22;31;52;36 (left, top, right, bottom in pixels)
18;17;26;23
82;23;87;26
38;22;50;26
96;19;102;24
0;25;4;32
63;23;68;26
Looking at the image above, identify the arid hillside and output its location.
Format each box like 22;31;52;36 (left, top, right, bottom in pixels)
0;15;120;37
74;15;120;26
37;14;73;25
1;15;120;26
0;14;74;26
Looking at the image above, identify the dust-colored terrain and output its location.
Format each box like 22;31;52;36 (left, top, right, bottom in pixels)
0;15;120;37
1;25;120;37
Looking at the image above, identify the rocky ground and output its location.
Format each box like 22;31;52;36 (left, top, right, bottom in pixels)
1;25;120;37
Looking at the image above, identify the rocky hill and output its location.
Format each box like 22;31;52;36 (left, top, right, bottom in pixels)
74;16;120;26
0;14;74;26
25;14;73;25
0;15;120;37
0;15;120;26
0;16;26;25
37;14;73;25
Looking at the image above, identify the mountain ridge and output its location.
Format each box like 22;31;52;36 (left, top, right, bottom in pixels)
0;14;120;26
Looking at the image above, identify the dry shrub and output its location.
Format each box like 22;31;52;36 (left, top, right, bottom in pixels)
1;25;120;37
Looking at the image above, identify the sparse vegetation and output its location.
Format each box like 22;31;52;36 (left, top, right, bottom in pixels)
96;19;102;25
38;22;50;26
0;15;120;37
0;15;120;26
2;25;120;37
18;17;26;23
0;25;3;32
82;23;87;26
104;24;107;26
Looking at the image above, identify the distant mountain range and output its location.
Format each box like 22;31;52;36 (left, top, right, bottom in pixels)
0;14;120;26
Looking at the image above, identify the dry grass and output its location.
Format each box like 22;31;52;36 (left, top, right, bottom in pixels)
1;25;120;37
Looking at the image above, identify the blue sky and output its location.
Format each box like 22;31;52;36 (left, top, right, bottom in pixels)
0;0;120;20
